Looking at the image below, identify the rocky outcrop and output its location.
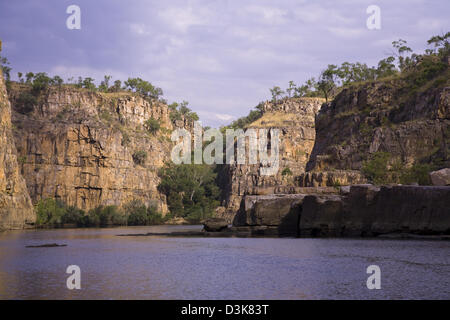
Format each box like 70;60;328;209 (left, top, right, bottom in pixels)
9;83;192;212
202;217;229;232
297;170;366;187
221;98;325;213
0;72;35;230
233;185;450;237
306;82;449;173
430;168;450;186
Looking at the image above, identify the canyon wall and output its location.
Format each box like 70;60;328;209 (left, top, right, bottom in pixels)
0;72;35;230
220;98;324;214
9;83;192;213
301;80;449;186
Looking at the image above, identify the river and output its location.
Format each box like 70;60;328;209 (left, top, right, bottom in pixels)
0;225;448;299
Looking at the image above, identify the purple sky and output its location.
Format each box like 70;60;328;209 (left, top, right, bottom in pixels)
0;0;448;126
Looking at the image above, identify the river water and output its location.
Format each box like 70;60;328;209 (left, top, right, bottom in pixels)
0;225;448;300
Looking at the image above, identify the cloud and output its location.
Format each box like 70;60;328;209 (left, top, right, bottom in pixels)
0;0;448;127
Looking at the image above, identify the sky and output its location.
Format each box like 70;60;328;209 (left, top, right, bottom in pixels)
0;0;448;127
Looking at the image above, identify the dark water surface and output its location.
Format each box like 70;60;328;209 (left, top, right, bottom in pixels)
0;225;449;299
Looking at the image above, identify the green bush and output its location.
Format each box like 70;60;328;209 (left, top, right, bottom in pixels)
35;198;67;227
15;92;37;114
362;152;391;185
61;206;85;225
86;205;125;227
281;167;293;176
158;163;220;218
145;117;161;135
132;150;147;165
400;163;433;185
124;200;163;225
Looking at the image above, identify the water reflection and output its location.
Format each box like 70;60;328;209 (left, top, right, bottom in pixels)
0;226;449;299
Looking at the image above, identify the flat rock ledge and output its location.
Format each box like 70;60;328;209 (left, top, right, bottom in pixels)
119;185;450;239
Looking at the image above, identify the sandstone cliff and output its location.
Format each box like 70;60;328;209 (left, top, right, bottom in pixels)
220;98;324;214
301;80;449;186
9;83;192;213
0;72;35;230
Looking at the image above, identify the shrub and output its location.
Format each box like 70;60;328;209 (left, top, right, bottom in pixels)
132;150;147;165
362;152;391;185
35;198;67;227
124;200;163;225
400;163;433;185
61;206;85;225
145;117;160;135
86;205;125;227
15;92;37;114
281;167;293;176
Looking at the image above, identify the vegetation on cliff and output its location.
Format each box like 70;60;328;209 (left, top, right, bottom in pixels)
158;163;220;222
270;32;449;102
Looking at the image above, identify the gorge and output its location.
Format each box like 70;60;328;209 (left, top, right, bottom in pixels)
0;40;449;236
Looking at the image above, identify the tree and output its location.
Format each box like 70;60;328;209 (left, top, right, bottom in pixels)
376;56;397;78
25;72;34;83
392;39;413;71
158;163;220;219
99;75;112;92
270;86;285;103
82;77;96;90
0;55;11;81
110;79;122;92
51;75;64;86
427;32;450;57
31;72;51;94
318;65;339;102
286;81;296;97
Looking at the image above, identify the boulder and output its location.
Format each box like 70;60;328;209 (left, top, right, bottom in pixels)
202;218;229;232
430;168;450;186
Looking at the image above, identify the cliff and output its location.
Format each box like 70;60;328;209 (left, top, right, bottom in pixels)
8;83;192;213
0;72;35;230
220;98;324;214
301;78;449;186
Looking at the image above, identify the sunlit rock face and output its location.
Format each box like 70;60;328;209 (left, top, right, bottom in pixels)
0;72;35;230
9;83;193;213
220;97;325;214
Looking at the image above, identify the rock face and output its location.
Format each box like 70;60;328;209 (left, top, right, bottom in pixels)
234;185;450;237
0;72;35;230
9;83;192;212
221;98;324;213
430;168;450;186
305;82;449;174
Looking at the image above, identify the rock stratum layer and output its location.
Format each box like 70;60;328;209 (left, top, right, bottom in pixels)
233;185;450;237
0;72;35;230
9;83;192;213
221;98;324;213
304;81;449;181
